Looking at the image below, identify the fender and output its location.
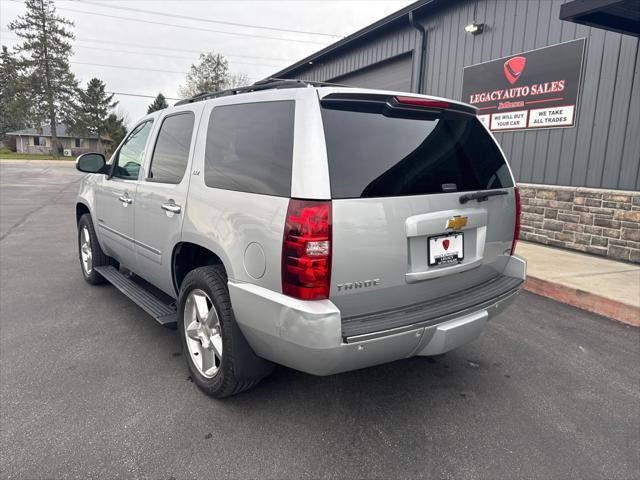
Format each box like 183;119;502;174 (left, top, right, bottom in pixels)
76;175;110;254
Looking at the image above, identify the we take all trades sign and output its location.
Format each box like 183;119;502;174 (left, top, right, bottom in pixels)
462;39;585;132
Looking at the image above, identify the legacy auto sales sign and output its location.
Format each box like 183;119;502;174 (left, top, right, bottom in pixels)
462;39;585;131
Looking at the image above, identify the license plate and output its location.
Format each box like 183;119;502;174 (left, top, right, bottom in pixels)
428;233;464;266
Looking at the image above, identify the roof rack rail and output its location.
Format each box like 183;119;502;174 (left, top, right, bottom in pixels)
174;77;351;106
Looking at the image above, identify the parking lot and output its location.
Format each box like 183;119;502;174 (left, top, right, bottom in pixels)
0;162;638;479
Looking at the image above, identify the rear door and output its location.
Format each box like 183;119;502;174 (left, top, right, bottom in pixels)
133;107;200;296
320;93;517;318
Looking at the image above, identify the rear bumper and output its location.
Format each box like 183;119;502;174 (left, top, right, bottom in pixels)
229;255;526;376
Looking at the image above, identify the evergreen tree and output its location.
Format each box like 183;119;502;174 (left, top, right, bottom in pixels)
147;93;168;113
68;78;118;137
9;0;77;158
102;113;127;148
0;46;37;141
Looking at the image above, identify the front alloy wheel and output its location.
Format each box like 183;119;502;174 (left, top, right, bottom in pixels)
77;213;113;285
80;225;93;275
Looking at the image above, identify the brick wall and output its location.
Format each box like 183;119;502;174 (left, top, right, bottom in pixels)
519;183;640;264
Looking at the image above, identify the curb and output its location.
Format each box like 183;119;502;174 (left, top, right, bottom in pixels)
524;276;639;327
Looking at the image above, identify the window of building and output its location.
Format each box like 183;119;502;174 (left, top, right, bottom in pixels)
204;101;294;197
75;138;82;148
147;112;195;184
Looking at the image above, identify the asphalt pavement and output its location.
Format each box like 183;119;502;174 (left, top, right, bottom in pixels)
1;162;639;480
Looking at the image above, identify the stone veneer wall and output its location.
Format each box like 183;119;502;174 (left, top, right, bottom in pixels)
519;183;640;264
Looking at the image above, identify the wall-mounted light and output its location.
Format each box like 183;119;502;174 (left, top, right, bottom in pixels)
464;22;484;35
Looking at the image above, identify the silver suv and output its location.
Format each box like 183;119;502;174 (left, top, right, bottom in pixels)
75;79;526;397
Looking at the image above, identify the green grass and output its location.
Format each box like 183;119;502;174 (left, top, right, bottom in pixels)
0;148;73;160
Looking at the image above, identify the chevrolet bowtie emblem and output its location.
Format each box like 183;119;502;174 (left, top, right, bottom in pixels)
446;216;468;230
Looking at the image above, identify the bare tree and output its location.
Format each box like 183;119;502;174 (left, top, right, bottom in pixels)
225;72;251;89
179;52;251;98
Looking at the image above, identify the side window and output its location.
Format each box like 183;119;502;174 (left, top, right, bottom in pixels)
204;100;294;197
113;121;154;180
147;112;195;184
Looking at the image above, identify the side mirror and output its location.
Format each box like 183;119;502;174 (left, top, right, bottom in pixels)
76;153;107;174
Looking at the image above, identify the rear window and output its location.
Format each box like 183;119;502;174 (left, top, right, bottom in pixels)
148;112;194;184
321;107;513;199
204;100;294;197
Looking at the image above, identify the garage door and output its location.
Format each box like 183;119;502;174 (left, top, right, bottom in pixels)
330;54;412;92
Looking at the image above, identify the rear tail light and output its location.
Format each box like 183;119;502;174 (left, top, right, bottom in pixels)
394;96;450;109
282;199;332;300
511;187;521;255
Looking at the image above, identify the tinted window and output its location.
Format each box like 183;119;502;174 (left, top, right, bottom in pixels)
114;121;154;180
321;107;513;198
148;113;194;184
204;101;294;196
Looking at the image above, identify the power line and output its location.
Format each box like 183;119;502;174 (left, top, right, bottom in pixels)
2;34;285;68
75;45;282;69
70;0;342;38
73;36;297;63
71;60;259;81
48;4;330;45
0;29;299;63
62;0;402;2
107;91;181;101
4;0;328;44
72;60;188;74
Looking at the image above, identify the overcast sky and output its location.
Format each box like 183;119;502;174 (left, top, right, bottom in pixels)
0;0;413;122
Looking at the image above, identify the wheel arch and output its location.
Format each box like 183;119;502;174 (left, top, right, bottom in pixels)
172;241;232;293
75;201;91;224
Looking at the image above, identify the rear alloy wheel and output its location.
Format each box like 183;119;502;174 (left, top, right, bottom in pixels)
178;265;274;398
183;289;223;378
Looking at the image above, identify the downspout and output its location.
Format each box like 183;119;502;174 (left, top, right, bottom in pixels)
409;11;427;94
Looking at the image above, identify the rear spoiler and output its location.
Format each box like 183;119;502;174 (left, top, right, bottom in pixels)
320;92;477;117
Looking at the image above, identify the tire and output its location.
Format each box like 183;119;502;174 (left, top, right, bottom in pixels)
178;265;274;398
77;213;115;285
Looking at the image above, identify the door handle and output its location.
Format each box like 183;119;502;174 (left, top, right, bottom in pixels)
161;202;182;214
118;195;133;204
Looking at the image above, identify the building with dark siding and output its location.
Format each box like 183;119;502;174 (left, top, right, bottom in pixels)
271;0;640;263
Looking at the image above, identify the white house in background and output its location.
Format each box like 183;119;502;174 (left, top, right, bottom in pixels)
6;124;113;156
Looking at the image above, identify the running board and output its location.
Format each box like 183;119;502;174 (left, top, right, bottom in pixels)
94;265;177;327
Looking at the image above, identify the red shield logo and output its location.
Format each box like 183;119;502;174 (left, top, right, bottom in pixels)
503;56;526;84
443;239;450;251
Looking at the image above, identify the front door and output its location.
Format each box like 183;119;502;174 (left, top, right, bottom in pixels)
95;120;154;270
134;109;198;296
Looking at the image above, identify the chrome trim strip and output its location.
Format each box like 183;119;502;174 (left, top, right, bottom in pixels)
134;239;162;256
343;284;522;343
98;223;161;255
98;222;131;241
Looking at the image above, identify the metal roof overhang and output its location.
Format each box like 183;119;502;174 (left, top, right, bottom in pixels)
560;0;640;37
270;0;447;79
